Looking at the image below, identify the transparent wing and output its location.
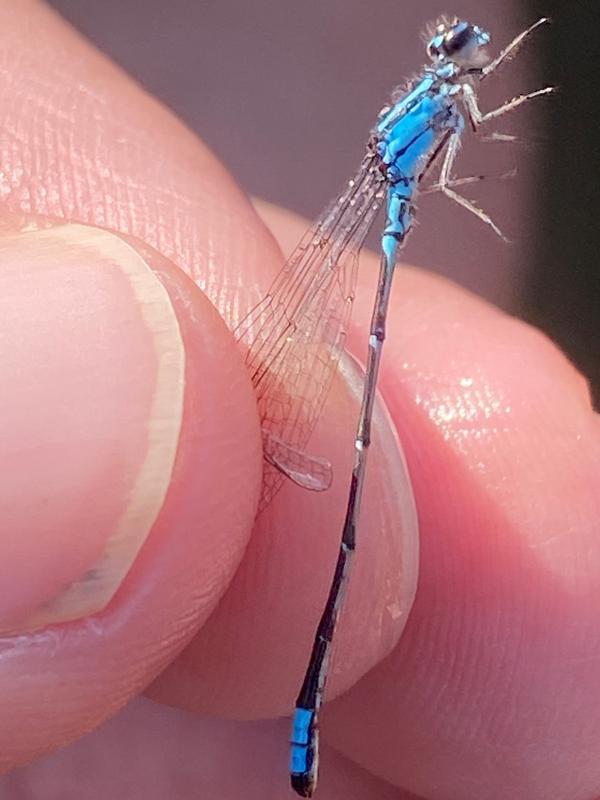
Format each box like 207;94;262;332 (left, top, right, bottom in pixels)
262;430;333;492
235;154;384;508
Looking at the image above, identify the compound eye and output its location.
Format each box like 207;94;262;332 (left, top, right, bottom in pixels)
443;22;475;56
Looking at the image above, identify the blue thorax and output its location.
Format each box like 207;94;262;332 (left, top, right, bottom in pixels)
375;69;463;187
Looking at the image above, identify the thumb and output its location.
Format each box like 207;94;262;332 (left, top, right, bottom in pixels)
0;217;260;769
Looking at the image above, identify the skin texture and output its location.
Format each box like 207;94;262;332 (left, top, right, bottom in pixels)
0;2;599;799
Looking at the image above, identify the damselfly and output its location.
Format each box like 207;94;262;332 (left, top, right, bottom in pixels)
235;16;552;797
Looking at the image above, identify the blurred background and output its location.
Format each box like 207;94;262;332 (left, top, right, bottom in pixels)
48;0;599;404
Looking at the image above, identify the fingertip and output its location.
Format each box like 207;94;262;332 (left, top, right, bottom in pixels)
0;218;261;769
255;200;600;800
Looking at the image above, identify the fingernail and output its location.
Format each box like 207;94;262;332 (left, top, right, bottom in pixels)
339;351;419;640
0;218;185;634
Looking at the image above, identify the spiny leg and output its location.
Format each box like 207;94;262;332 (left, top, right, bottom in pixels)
422;168;516;195
480;17;550;79
462;83;554;128
481;132;519;144
438;132;506;240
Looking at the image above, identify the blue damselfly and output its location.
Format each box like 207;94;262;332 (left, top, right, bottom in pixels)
236;16;552;796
